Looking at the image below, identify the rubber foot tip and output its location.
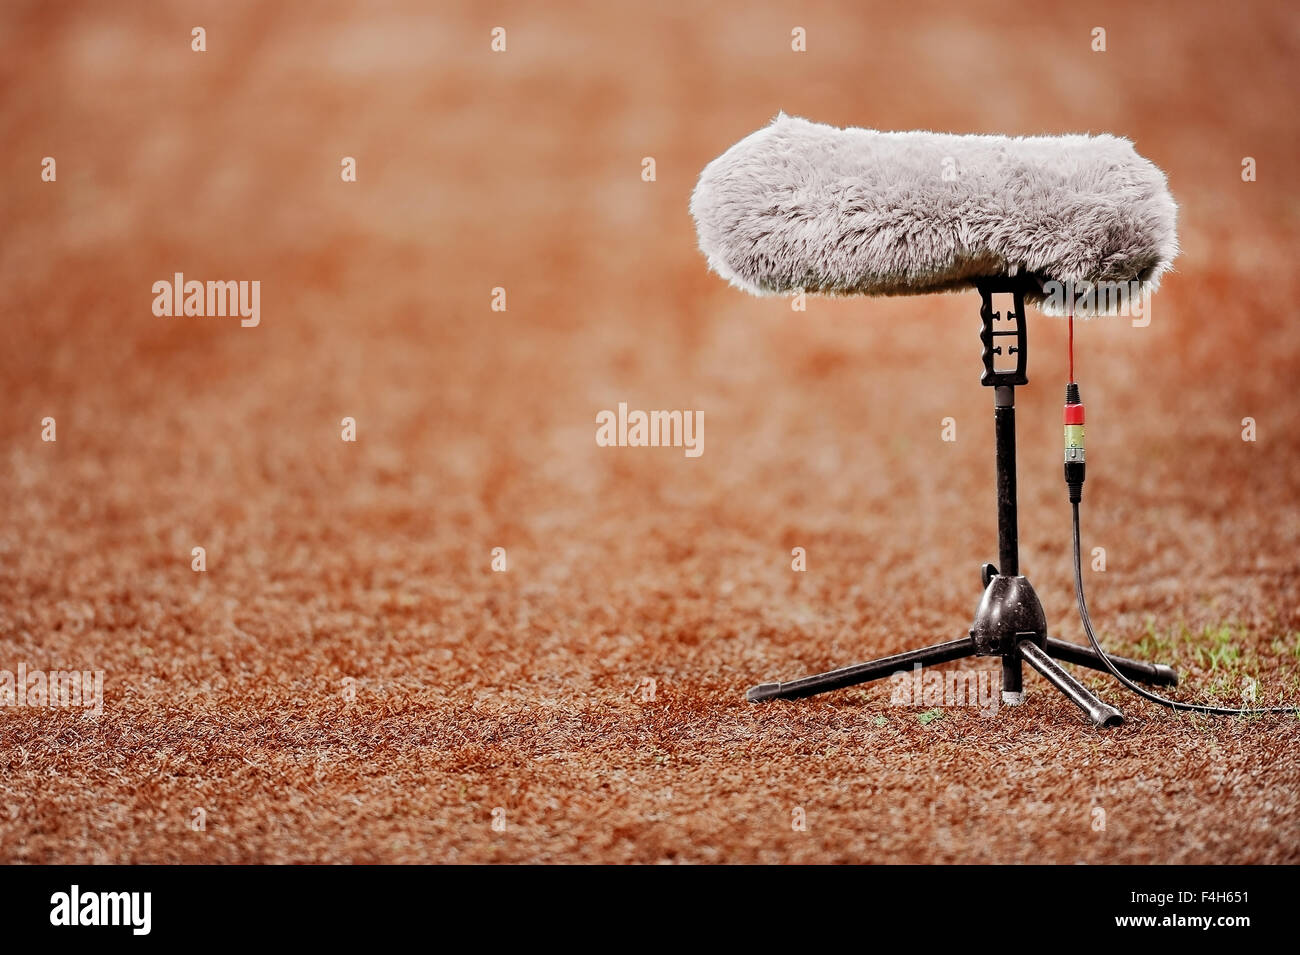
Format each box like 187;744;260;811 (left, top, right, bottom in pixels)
747;683;781;703
1092;706;1124;728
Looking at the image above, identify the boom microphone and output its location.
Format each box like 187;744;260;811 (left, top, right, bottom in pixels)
690;114;1178;314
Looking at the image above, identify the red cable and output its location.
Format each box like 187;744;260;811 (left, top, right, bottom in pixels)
1068;311;1075;383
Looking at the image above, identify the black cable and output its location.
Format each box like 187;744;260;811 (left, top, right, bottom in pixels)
1072;501;1300;716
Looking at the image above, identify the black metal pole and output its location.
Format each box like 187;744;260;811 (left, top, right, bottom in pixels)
994;385;1019;577
1001;654;1023;702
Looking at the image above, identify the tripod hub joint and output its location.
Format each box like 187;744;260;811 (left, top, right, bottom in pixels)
969;574;1047;656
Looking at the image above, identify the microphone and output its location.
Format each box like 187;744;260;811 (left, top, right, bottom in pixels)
690;114;1178;315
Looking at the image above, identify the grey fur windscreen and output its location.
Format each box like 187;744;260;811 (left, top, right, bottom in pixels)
690;114;1178;315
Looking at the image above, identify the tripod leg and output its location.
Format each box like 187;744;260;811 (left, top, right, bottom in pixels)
747;638;974;703
1044;637;1178;687
1018;640;1123;726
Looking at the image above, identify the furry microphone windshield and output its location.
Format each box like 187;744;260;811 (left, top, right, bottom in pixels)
690;114;1178;315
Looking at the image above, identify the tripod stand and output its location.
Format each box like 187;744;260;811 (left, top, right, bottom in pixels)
746;278;1179;727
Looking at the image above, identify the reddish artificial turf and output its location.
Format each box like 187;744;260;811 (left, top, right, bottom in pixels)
1;0;1297;863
